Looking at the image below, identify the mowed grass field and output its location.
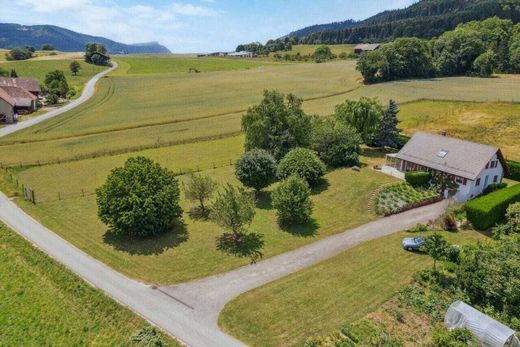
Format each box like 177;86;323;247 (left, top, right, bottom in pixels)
12;158;396;284
0;59;106;95
0;223;179;346
219;230;487;347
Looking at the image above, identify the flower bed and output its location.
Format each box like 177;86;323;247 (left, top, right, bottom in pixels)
375;182;441;216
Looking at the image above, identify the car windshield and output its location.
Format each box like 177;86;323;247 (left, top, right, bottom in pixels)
414;238;424;243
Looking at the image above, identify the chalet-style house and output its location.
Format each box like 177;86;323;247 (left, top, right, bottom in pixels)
0;77;41;124
386;132;508;202
354;44;380;54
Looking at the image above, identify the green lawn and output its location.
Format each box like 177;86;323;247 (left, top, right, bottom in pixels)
219;230;487;347
12;162;396;285
0;59;106;96
0;223;179;346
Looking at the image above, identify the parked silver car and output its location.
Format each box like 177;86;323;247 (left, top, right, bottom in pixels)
402;237;425;252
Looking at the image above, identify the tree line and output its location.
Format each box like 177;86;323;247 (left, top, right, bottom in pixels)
357;17;520;83
235;38;295;55
293;0;520;45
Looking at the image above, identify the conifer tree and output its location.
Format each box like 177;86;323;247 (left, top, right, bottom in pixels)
373;99;401;149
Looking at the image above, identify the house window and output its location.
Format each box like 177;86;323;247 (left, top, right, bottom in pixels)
494;175;498;183
476;178;481;186
485;162;489;169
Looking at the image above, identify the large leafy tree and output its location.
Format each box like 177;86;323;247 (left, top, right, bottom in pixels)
44;70;69;97
433;28;485;76
96;157;182;237
310;118;362;167
457;235;520;320
242;90;312;160
335;97;385;145
384;38;433;79
356;50;389;84
272;175;313;225
277;148;326;186
373;99;401;149
235;149;277;192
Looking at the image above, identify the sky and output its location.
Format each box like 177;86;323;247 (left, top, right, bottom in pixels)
0;0;418;53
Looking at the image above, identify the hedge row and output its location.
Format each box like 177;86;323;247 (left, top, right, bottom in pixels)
465;184;520;230
507;160;520;181
405;171;430;187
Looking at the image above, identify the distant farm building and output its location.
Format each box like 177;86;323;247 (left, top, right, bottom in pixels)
0;77;41;124
197;51;255;58
228;51;255;58
354;44;380;54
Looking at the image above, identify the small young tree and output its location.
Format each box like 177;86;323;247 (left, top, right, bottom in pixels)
235;149;277;192
10;69;17;78
277;147;326;186
183;173;217;217
373;99;402;149
422;233;449;271
69;61;81;76
272;175;313;225
212;184;263;260
96;157;182;237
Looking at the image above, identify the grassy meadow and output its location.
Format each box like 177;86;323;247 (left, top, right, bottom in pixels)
0;223;179;346
219;229;487;347
11;159;396;284
0;59;106;95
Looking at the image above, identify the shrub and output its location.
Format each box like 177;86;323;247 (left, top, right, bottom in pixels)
405;171;430;187
407;223;430;233
465;184;520;230
507;160;520;181
272;175;313;225
235;149;277;192
129;326;168;346
96;157;182;237
443;213;458;232
432;326;476;347
277;148;326;186
483;182;508;195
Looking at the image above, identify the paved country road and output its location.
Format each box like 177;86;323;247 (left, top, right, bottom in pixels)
0;62;449;346
0;61;118;138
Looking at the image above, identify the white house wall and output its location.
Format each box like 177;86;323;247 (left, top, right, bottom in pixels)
454;153;504;202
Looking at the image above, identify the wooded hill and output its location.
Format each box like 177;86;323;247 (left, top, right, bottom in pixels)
287;0;520;44
0;23;171;54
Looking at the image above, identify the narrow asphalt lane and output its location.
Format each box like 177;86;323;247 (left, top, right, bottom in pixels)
162;200;448;327
0;61;118;138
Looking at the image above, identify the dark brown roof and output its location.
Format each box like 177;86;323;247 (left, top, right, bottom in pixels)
0;77;41;93
0;87;16;106
396;132;507;180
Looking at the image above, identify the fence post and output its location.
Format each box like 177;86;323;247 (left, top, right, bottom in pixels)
58;192;61;200
31;190;36;204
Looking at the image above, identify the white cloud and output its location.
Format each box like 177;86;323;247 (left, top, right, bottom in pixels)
171;3;219;17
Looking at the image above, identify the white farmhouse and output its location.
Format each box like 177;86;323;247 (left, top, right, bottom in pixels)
386;132;508;202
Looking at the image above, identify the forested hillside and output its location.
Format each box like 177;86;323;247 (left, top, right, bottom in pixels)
289;0;520;44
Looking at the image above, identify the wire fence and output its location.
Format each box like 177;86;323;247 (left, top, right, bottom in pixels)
0;131;242;169
13;157;238;204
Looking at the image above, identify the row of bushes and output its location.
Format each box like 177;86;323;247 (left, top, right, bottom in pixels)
465;184;520;230
507;160;520;181
405;171;430;187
